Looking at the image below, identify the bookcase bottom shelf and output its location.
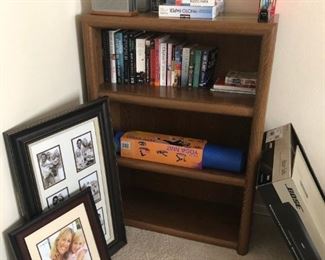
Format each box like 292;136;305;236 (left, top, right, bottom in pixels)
122;187;241;249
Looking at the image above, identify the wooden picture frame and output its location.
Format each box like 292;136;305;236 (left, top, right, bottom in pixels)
4;97;126;255
9;189;111;260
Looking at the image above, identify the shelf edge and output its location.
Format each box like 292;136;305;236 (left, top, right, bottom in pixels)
118;157;246;187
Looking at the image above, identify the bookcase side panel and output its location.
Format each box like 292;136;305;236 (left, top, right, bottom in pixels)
237;26;278;255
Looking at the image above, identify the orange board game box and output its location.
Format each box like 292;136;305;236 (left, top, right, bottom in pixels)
120;131;207;169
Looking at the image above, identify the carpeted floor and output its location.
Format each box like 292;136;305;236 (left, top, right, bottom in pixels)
112;215;292;260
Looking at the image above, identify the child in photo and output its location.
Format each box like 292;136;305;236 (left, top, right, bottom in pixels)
67;230;89;260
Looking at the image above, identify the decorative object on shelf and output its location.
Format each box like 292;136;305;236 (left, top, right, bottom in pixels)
90;0;138;16
115;130;245;172
9;189;111;260
137;0;151;12
258;0;277;22
151;0;163;12
3;97;126;255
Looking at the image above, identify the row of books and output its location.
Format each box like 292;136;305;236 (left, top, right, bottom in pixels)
102;29;218;88
159;0;224;19
211;70;257;95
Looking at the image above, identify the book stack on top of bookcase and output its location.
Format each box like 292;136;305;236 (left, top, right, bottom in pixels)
159;0;224;19
102;29;219;88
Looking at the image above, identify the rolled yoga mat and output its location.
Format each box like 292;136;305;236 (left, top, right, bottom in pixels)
114;131;245;173
202;144;245;173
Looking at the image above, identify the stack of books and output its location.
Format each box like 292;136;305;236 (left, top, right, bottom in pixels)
102;29;218;88
159;0;224;20
210;70;257;95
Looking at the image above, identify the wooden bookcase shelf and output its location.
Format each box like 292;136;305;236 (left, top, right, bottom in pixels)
99;84;255;117
81;12;278;255
118;157;246;187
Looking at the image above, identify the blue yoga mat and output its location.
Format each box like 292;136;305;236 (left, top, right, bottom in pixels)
113;130;125;153
203;144;245;173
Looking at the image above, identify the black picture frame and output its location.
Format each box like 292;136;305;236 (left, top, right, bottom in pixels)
3;97;126;256
9;189;111;260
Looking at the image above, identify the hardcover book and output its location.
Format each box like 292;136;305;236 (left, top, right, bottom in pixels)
114;30;125;84
192;48;202;88
129;31;145;84
123;31;130;84
108;29;120;84
199;46;218;87
136;34;151;84
101;30;111;83
154;34;170;87
173;42;186;87
159;4;219;19
187;48;196;87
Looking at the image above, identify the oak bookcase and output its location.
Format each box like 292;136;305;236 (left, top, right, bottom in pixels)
81;13;278;255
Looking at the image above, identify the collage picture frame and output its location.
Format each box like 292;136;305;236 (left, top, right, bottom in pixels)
4;97;126;256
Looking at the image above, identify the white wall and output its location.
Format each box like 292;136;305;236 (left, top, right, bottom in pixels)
0;1;90;259
0;1;324;259
266;0;325;190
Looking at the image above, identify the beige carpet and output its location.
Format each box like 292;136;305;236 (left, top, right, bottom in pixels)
112;215;292;260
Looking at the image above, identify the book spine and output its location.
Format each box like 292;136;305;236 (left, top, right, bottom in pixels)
154;37;161;87
108;30;117;84
205;48;218;87
199;49;209;87
173;45;182;87
160;42;168;87
114;31;124;84
129;32;137;84
159;5;217;19
145;38;151;84
167;42;173;86
150;39;156;85
187;48;196;87
136;38;146;84
101;30;110;83
170;44;176;87
181;47;191;87
123;32;129;84
192;49;202;88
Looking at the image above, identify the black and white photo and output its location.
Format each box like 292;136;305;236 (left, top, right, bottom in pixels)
97;207;106;235
79;171;101;203
46;187;69;209
37;146;65;189
72;132;96;172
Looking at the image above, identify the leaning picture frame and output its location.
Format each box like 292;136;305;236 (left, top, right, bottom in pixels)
4;97;126;255
9;189;111;260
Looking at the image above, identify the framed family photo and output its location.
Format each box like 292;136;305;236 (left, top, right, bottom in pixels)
4;97;126;255
9;189;111;260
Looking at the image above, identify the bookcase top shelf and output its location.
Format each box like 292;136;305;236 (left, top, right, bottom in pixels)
81;13;278;35
99;84;255;117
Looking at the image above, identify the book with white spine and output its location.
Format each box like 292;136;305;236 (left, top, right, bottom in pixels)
159;42;168;86
136;34;150;84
